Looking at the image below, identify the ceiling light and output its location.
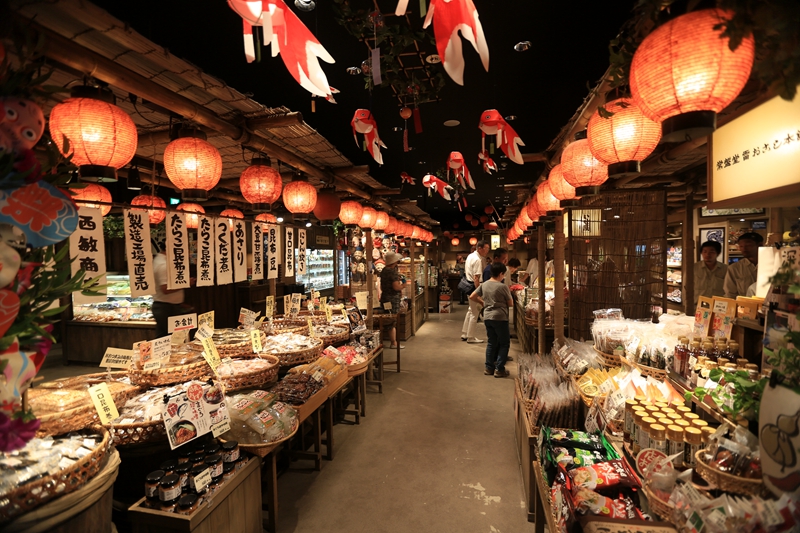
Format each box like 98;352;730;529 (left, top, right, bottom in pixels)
306;222;312;227
443;120;460;127
425;54;441;64
294;0;315;11
514;41;531;52
277;217;284;223
740;218;745;222
417;161;426;165
613;215;620;219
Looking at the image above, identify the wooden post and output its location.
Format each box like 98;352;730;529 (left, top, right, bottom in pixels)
662;192;668;317
554;215;565;346
567;210;573;340
366;229;373;330
423;245;430;320
538;226;546;355
683;191;695;316
410;239;416;335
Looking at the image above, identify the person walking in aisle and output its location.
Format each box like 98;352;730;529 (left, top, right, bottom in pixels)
723;232;763;299
379;252;405;350
470;262;513;377
461;240;489;343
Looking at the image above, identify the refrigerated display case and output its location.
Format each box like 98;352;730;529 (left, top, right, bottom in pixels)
72;274;154;323
337;250;350;286
294;248;334;293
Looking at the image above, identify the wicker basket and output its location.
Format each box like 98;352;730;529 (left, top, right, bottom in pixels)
634;362;668;379
261;318;309;336
0;425;111;522
129;360;211;387
592;346;621;368
105;419;167;447
222;420;299;458
219;355;280;391
216;331;268;358
694;449;767;496
316;327;350;346
35;385;141;436
515;377;535;414
642;482;676;522
264;340;323;367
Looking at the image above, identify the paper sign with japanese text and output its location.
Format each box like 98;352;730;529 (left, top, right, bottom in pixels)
298;228;307;275
152;335;172;362
232;219;247;282
168;313;197;333
251;221;264;281
70;207;106;304
216;217;233;285
133;340;153;365
265;295;275;318
282;294;291;316
284;227;294;277
200;337;221;372
161;382;229;450
166;212;191;291
197;216;215;287
238;307;259;327
195;323;214;341
198;311;214;330
88;383;118;424
290;293;302;316
99;347;134;369
123;209;155;297
171;329;187;345
355;291;368;310
325;306;333;322
251;329;263;353
307;317;316;337
266;224;279;280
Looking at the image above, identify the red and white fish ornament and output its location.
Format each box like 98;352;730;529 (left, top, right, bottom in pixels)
227;0;334;97
422;0;489;86
478;109;525;165
400;172;416;186
351;109;387;165
422;174;452;201
446;151;474;189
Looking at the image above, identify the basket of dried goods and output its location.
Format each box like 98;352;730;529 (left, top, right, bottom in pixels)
261;333;322;366
0;426;111;522
220;391;301;457
217;355;280;391
212;328;267;358
516;377;535;415
694;448;766;497
312;324;350;345
260;318;308;336
128;343;212;387
592;346;620;368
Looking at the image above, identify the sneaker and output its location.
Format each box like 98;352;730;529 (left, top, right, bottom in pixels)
484;368;494;375
460;336;468;341
467;338;485;344
389;345;405;350
494;369;510;378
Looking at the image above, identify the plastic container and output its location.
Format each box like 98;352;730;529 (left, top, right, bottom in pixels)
684;427;703;468
666;425;685;468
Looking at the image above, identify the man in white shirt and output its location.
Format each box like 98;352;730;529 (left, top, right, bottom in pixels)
693;240;727;308
723;232;763;299
461;240;490;343
152;244;190;338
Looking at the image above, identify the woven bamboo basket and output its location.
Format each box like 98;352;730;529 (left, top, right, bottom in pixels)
261;318;309;336
221;419;299;458
694;449;767;496
35;385;141;436
265;341;323;367
642;483;676;522
634;362;668;380
592;346;621;368
219;355;280;391
515;378;535;414
0;425;111;522
105;419;167;447
315;327;350;345
129;360;211;387
216;331;268;358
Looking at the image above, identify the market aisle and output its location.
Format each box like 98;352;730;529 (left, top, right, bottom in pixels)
277;305;532;533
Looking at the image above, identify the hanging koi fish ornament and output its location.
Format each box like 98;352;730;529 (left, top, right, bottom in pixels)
446;151;474;189
351;109;387;165
478;150;497;174
422;174;452;201
325;87;340;104
422;0;489;86
400;172;416;186
478;109;525;165
227;0;334;97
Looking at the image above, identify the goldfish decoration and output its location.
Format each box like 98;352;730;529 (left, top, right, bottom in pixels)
478;109;525;167
422;174;452;201
227;0;334;97
422;0;489;86
478;150;497;174
446;151;474;189
400;172;416;186
351;109;387;165
325;87;340;104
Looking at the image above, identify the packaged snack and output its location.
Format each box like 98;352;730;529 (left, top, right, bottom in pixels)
551;479;574;533
546;428;606;451
550;446;610;470
572;488;641;519
569;459;641;491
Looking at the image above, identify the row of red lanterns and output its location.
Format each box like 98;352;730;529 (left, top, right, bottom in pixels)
339;201;432;242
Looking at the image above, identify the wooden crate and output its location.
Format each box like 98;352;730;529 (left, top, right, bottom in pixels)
514;384;537;522
128;456;262;533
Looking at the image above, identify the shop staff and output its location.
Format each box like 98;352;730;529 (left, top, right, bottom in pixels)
461;240;489;343
693;240;728;307
723;232;763;299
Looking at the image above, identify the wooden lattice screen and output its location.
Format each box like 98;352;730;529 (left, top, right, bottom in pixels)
568;190;667;341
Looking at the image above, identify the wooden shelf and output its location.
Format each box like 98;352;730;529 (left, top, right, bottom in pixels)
666;236;683;241
668;371;734;426
667;263;682;268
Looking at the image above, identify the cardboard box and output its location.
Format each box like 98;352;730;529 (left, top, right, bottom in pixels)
736;296;764;319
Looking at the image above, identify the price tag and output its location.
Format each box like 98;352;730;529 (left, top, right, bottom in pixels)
599;380;616;394
143;360;161;371
251;329;263;353
608;389;626;410
200;337;221;371
311;370;324;383
307;317;316;337
682;483;707;506
88;383;119;425
307;299;315;313
193;468;212;492
195;324;214;341
221;357;234;365
283;295;291;315
712;300;728;314
152;335;172;362
238;307;259;327
98;347;134;369
171;329;187;345
341;308;348;320
313;291;320;299
355;291;368;310
761;500;785;528
290;293;302;315
325;306;333;323
133;340;153;365
265;295;275;318
211;419;231;438
320;297;327;308
198;311;214;330
168;313;197;333
688;355;697;368
383;302;392;311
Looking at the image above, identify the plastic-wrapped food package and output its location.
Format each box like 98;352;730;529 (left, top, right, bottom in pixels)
554;338;602;374
261;333;319;354
28;389;91;413
223;393;298;444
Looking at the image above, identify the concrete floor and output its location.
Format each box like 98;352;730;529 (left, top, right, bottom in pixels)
276;304;533;533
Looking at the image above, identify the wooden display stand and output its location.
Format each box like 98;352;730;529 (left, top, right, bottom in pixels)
514;384;537;522
128;456;262;533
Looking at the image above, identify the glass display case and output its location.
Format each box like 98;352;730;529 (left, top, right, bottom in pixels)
294;249;335;292
72;273;154;323
337;250;350;286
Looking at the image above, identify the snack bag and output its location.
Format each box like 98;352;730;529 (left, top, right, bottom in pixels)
569;459;641;491
572;488;642;519
551;446;614;470
546;428;607;451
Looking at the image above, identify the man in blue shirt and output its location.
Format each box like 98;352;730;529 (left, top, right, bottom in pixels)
483;248;508;281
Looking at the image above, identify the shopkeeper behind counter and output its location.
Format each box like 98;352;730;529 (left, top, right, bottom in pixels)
724;232;763;299
153;241;195;338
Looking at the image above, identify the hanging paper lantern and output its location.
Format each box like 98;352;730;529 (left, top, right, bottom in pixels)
48;87;138;183
451;237;460;246
239;158;283;210
282;174;317;214
519;208;533;227
484;205;494;215
374;211;389;231
396;221;408;237
483;222;492;230
536;180;561;214
358;206;377;229
163;130;222;201
469;237;478;246
399;107;413;120
220;208;244;219
547;164;578;209
458;232;464;238
561;131;609;195
177;202;205;230
465;213;473;221
339;200;364;225
256;213;277;223
385;216;398;234
131;194;166;225
479;215;488;223
412;226;422;239
526;197;541;222
73;183;112;216
514;217;526;234
470;219;479;227
312;189;341;221
587;98;662;177
453;223;459;229
443;230;451;238
629;8;755;142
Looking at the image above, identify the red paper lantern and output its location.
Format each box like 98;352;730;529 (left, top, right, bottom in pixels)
526;196;541;221
629;8;755;142
412;226;422;239
399;107;413;120
451;237;460;246
465;213;473;221
177;202;205;230
220;208;244;219
73;183;112;216
399;221;411;237
131;194;166;225
484;206;494;215
587;98;662;177
313;190;341;221
256;213;277;223
239;158;283;209
483;222;491;230
443;230;451;238
385;216;398;234
453;223;459;229
561;133;609;194
547;164;576;202
49;88;138;183
469;237;478;246
458;232;464;238
536;180;561;213
479;215;488;223
519;208;533;227
339;201;364;225
514;217;526;234
359;206;377;229
163;131;222;201
374;211;389;231
282;175;317;214
470;219;479;227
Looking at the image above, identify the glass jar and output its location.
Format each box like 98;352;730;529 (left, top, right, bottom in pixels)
667;412;683;423
175;463;191;491
191;443;206;455
736;358;749;369
691;419;709;432
145;470;165;503
190;451;205;468
624;400;638;443
676;406;692;417
221;441;240;464
205;454;223;479
177;494;200;515
223;461;236;482
729;341;740;358
160;497;180;513
205;443;221;457
666;425;685;468
746;364;760;380
649;424;667;453
717;356;731;368
207;474;222;494
158;474;182;503
657;417;673;429
684;427;703;468
654;402;669;410
673;419;691;430
639;417;657;452
159;459;178;476
189;465;208;495
178;448;192;464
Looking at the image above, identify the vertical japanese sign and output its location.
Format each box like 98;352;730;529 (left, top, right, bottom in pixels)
251;222;264;281
232;219;247;282
216;218;233;285
284;227;294;277
70;207;106;304
298;228;307;275
166;213;190;290
123;209;155;297
266;224;279;280
197;215;215;287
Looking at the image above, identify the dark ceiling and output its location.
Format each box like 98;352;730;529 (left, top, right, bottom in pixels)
91;0;632;231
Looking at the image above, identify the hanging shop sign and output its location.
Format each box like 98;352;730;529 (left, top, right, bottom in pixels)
251;221;264;281
315;234;330;245
166;212;191;291
570;209;602;237
298;228;307;275
709;90;800;208
285;227;295;277
123;209;156;297
266;224;279;280
216;217;233;285
232;219;247;282
491;235;500;250
70;207;106;304
197;215;215;287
